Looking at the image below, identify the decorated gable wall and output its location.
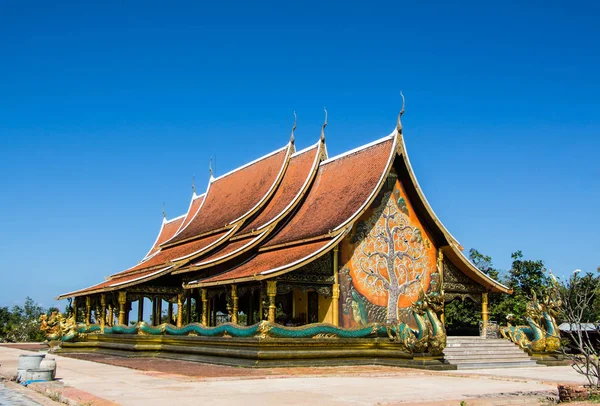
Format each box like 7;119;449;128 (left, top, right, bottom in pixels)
339;170;438;328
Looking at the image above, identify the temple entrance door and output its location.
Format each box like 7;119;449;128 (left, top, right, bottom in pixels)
444;296;481;336
307;291;318;324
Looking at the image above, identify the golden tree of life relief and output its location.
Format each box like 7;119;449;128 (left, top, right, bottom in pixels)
348;176;436;324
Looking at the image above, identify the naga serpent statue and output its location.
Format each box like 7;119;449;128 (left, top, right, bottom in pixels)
40;311;80;343
385;289;446;355
41;292;447;356
500;274;562;353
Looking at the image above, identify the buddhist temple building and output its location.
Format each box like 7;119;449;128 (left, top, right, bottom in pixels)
52;104;511;368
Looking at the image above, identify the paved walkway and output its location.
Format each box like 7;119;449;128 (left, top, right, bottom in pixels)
0;382;42;405
0;346;584;405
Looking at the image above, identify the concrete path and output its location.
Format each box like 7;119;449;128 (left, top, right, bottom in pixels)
453;366;587;385
0;346;572;405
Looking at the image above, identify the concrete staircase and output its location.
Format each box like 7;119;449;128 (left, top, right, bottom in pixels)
444;336;539;369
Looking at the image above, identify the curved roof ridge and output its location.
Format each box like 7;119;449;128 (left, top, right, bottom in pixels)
393;126;510;293
185;230;269;270
395;128;462;248
57;279;107;299
110;228;233;279
443;244;512;294
163;181;212;246
321;133;394;165
176;144;321;274
165;213;186;223
58;266;174;299
109;266;172;288
164;143;292;246
170;226;238;263
213;143;290;182
253;142;321;232
331;134;397;233
187;228;349;288
261;229;348;277
264;135;396;248
291;140;320;157
227;143;292;226
141;214;186;261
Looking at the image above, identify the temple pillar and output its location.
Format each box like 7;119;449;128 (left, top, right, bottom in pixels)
258;287;264;321
481;292;489;336
201;289;208;326
196;289;202;323
177;293;184;327
248;290;254;325
231;285;238;324
185;291;192;324
151;297;157;325
267;280;277;323
85;296;91;325
168;302;174;324
107;304;114;327
72;297;78;322
437;249;445;324
157;298;163;324
100;294;106;331
137;297;144;323
118;291;127;325
332;245;340;326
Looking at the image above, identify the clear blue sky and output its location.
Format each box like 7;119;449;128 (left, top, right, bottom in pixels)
1;1;598;310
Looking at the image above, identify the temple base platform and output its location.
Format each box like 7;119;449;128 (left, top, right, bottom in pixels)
56;335;455;370
529;352;570;366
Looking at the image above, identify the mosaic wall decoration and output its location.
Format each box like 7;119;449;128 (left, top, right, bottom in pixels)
340;172;437;328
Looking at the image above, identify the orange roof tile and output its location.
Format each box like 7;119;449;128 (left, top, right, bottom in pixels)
190;238;337;286
185;233;265;270
166;146;290;244
113;229;230;277
265;136;395;247
143;215;185;260
59;267;171;298
239;143;320;234
177;194;205;234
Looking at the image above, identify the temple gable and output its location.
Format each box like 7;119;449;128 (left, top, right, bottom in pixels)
339;170;438;328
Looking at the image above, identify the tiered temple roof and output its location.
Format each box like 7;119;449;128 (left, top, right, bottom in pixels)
59;120;510;300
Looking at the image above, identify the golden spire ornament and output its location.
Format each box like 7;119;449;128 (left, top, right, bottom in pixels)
320;106;328;142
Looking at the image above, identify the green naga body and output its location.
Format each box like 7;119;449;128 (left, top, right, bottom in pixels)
500;282;562;353
384;290;446;355
64;320;386;340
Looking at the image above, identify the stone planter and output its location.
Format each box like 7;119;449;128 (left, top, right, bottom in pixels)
39;358;56;380
17;354;45;382
21;368;54;382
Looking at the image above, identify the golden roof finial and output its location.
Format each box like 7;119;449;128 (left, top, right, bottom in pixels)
397;91;405;134
320;106;328;142
162;202;166;219
209;157;214;178
191;175;196;195
290;111;297;144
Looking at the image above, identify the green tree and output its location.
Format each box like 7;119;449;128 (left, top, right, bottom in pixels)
0;297;48;342
444;249;549;331
506;250;548;297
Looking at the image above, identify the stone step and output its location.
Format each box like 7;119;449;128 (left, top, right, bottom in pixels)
444;337;537;369
456;361;539;370
446;340;517;345
445;350;530;357
444;349;528;355
445;355;532;362
445;345;523;350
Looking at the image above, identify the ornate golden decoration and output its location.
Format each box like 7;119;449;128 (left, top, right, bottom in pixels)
500;277;562;353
